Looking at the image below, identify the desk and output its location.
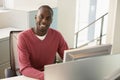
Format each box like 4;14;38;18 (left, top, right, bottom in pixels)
0;27;23;39
1;75;37;80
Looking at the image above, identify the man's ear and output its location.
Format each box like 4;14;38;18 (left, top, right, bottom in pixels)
50;18;53;23
35;15;37;19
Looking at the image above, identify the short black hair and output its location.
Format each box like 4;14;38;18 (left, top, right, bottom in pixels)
38;5;53;16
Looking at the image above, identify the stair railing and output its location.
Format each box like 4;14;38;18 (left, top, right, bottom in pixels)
75;12;108;48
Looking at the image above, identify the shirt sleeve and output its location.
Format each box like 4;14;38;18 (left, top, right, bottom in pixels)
17;33;44;80
57;33;69;59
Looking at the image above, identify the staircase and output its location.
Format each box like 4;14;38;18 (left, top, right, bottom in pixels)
75;13;108;48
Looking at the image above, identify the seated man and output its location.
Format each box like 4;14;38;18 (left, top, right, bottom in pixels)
17;5;68;80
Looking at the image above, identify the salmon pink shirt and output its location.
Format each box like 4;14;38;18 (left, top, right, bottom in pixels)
17;28;68;80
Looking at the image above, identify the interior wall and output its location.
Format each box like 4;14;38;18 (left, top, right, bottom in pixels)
107;0;120;54
0;10;28;29
0;0;58;29
107;0;117;44
0;0;3;6
13;0;57;11
0;38;10;78
0;12;11;28
57;0;76;48
111;0;120;53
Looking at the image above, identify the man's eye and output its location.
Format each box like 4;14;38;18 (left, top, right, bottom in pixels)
39;16;43;19
46;17;51;20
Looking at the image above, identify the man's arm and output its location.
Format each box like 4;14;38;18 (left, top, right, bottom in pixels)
57;33;69;59
17;33;44;80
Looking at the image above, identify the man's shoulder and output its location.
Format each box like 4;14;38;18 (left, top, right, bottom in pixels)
49;28;61;35
19;28;32;37
49;28;64;39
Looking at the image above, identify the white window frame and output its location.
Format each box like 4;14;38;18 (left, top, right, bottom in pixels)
0;0;13;10
0;0;5;9
75;0;109;48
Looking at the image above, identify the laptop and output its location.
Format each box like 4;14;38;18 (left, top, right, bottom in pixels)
104;67;120;80
44;54;120;80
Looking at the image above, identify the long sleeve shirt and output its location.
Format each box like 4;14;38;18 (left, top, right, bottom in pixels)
17;28;68;80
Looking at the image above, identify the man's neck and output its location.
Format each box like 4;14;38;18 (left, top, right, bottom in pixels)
32;28;47;36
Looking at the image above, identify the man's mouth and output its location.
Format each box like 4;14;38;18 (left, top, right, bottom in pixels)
39;24;47;32
40;24;46;28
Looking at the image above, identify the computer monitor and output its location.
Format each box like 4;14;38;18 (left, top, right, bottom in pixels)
63;44;112;62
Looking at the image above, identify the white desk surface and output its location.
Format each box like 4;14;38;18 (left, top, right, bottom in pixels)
1;75;37;80
0;27;23;39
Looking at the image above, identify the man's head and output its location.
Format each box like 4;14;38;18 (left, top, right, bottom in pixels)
35;5;53;36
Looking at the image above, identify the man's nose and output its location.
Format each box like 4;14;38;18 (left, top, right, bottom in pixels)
41;18;47;24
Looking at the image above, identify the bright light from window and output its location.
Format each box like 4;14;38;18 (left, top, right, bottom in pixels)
4;0;14;9
0;0;14;9
75;0;109;48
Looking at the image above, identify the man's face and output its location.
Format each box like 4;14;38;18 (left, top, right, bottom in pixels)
35;7;52;36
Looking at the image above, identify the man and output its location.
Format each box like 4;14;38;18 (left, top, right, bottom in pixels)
17;5;68;80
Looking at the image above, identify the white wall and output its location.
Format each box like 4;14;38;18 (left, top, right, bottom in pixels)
111;0;120;53
0;38;10;78
107;0;120;53
57;0;76;48
0;0;3;6
0;10;28;29
13;0;57;11
0;0;57;28
107;0;117;44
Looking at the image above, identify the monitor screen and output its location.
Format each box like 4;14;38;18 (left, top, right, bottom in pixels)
63;44;112;62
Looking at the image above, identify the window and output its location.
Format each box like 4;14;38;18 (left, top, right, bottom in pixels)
0;0;13;9
0;0;4;9
75;0;109;48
